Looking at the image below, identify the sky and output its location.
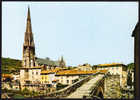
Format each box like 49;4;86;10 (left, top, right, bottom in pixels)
2;2;138;66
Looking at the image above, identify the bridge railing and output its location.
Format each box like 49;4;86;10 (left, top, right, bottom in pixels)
45;76;92;97
43;73;101;98
89;72;109;97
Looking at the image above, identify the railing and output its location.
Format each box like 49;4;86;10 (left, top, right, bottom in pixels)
30;72;103;98
44;75;92;98
89;72;109;97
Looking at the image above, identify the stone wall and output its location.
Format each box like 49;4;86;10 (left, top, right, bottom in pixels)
104;75;121;99
43;75;93;98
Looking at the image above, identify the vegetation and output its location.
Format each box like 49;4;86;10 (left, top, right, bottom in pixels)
56;83;68;90
13;94;25;99
2;57;22;74
127;63;134;70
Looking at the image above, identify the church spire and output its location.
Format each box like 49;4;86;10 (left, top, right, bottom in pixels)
24;6;34;47
59;56;66;68
22;7;35;68
26;6;32;33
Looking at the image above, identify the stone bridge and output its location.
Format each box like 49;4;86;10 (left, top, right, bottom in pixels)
35;72;121;99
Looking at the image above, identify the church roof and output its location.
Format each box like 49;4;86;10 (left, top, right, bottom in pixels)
36;57;59;66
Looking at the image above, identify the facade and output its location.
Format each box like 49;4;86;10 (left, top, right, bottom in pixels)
75;63;92;71
55;69;102;85
12;74;20;81
93;63;127;88
132;21;140;98
56;75;79;85
40;68;60;84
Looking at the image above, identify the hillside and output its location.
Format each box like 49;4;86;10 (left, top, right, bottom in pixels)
1;57;22;74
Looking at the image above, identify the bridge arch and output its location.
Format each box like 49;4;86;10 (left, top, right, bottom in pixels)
96;86;104;98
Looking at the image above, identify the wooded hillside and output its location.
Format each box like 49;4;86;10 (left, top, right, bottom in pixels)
2;57;22;74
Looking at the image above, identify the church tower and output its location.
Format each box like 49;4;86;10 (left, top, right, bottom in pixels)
22;7;36;68
20;7;41;90
59;56;66;68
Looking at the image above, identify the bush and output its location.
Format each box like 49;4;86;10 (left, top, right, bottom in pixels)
13;94;25;99
56;83;68;90
21;88;30;95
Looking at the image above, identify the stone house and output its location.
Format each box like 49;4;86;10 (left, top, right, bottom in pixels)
55;70;101;85
75;63;92;71
93;63;127;88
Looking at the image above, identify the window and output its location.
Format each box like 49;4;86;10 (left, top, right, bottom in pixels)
31;60;33;67
67;80;69;83
36;72;38;75
25;69;28;72
24;60;26;66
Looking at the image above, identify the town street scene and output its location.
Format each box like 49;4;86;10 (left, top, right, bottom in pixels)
2;2;138;99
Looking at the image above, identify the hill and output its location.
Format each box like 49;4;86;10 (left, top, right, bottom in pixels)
1;57;22;74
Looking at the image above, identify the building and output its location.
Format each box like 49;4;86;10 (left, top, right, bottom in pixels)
75;63;92;71
13;74;20;81
40;68;61;85
36;57;60;70
55;69;103;85
19;7;42;90
2;74;13;82
93;63;127;88
59;56;66;68
132;21;140;98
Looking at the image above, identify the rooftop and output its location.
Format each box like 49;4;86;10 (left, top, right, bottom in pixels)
41;68;61;74
56;69;108;76
95;63;126;67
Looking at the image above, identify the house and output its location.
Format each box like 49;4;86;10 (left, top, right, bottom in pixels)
12;74;20;81
75;63;92;71
93;63;127;88
40;68;60;84
55;69;106;85
2;74;13;82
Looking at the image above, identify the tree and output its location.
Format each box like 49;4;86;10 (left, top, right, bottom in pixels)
56;83;68;90
127;63;134;70
127;71;132;87
21;88;30;96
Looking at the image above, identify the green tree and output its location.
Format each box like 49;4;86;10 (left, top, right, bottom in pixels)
127;63;134;70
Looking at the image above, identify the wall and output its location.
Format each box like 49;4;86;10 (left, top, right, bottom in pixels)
104;75;121;99
45;76;92;98
56;75;79;85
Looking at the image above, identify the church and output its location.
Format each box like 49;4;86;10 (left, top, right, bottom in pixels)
19;7;66;91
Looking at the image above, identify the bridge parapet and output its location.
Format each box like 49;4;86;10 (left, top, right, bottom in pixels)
45;73;100;98
88;74;107;98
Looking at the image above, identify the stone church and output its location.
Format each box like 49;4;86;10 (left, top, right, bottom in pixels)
20;7;66;90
